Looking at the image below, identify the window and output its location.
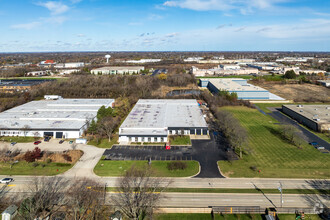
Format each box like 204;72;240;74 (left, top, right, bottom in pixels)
148;137;151;142
135;137;138;142
128;137;131;142
160;137;164;142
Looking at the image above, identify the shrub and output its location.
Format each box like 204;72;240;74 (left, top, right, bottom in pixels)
62;154;72;162
41;164;46;168
23;151;35;162
32;162;39;167
46;158;52;163
167;161;187;171
250;166;257;171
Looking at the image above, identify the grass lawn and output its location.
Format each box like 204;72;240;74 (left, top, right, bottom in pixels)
0;161;72;175
88;134;118;149
254;103;330;143
154;213;263;220
169;135;191;145
218;106;330;178
278;214;321;220
0;136;38;143
94;159;199;177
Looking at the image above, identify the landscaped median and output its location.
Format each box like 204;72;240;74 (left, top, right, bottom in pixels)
0;148;83;176
94;158;200;177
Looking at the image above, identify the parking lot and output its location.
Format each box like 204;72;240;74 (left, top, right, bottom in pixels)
105;145;193;161
103;132;233;178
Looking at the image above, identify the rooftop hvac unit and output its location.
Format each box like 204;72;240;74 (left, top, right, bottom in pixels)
315;118;320;121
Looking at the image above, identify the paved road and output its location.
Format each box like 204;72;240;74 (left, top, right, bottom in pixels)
267;107;330;150
153;193;330;208
3;176;329;190
104;132;230;178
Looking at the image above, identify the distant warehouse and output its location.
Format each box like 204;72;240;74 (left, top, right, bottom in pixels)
200;78;270;100
0;98;114;138
282;105;330;132
119;99;208;144
91;66;144;75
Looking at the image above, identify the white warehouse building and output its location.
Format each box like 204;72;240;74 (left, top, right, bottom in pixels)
91;66;144;75
0;98;114;139
119;99;208;144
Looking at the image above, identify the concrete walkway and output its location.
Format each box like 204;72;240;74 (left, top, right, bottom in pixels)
59;144;104;178
0;139;105;178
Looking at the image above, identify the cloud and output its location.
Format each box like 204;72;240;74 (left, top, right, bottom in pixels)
70;0;82;3
165;32;179;37
37;1;70;15
163;0;289;13
216;24;226;29
148;14;164;20
11;21;42;30
256;27;271;33
77;34;86;37
234;27;245;32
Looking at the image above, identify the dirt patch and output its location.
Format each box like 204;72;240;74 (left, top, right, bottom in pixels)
251;82;330;102
46;150;83;164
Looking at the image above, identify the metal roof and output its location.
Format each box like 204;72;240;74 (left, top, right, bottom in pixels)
0;99;114;130
120;99;207;136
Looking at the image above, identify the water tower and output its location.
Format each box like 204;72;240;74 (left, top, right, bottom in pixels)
105;54;111;63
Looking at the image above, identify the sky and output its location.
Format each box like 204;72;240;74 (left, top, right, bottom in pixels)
0;0;330;52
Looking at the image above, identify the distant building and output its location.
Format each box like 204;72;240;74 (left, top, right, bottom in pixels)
91;66;145;75
125;59;161;64
38;60;56;68
0;79;50;93
119;99;208;144
198;59;255;64
317;80;330;88
191;65;258;76
58;69;80;75
282;105;330;132
200;78;270;100
55;62;85;68
184;57;204;62
0;98;115;138
276;57;314;62
26;70;53;76
152;69;168;76
299;69;326;75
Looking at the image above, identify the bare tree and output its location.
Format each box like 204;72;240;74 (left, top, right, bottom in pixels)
98;116;119;142
280;124;304;148
21;125;31;137
17;177;70;219
66;178;106;220
111;165;170;220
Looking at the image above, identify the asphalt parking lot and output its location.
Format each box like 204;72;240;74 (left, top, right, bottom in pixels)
103;132;233;178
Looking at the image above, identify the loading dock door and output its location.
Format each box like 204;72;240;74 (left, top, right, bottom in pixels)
44;132;54;137
56;132;63;139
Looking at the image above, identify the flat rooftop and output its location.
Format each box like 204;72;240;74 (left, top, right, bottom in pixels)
206;78;267;92
120;99;208;136
283;105;330;124
92;66;144;71
0;99;114;130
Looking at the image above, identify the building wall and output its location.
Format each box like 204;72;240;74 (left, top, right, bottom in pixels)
119;135;168;143
0;130;80;138
282;106;319;131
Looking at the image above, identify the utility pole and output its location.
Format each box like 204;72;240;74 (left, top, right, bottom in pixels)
278;182;283;208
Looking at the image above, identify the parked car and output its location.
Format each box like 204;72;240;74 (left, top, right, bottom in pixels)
34;141;41;145
309;142;318;146
0;178;14;184
44;136;51;142
59;140;64;144
10;142;17;146
69;140;73;144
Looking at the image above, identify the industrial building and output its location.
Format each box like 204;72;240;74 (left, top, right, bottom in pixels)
91;66;144;75
0;98;114;139
0;79;52;93
200;78;270;100
55;62;85;68
282;105;330;132
119;99;208;144
191;65;258;76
